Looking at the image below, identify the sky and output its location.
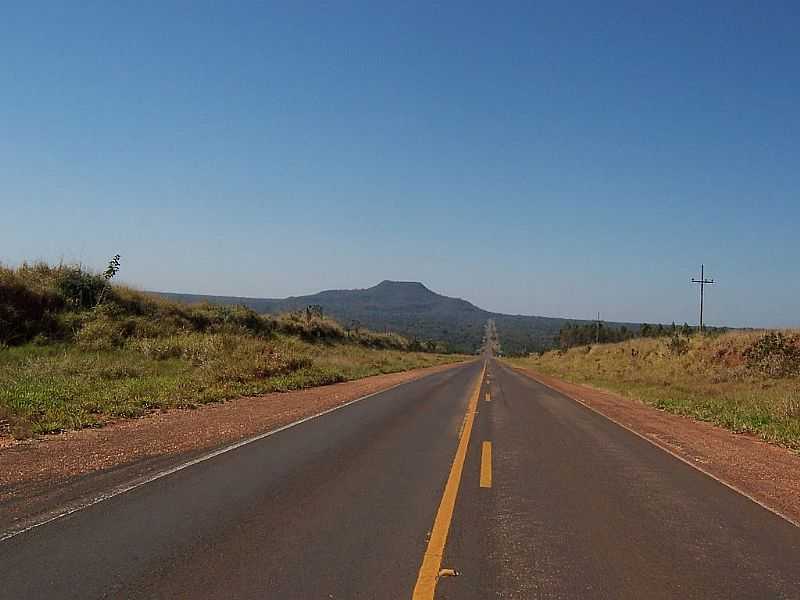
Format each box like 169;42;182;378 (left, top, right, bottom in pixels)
2;2;799;327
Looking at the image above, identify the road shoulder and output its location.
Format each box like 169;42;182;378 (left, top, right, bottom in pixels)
505;363;800;526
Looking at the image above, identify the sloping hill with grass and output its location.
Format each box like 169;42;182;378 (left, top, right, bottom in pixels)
0;263;462;437
160;280;632;355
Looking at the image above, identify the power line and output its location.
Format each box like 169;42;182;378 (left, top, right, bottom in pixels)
691;264;715;333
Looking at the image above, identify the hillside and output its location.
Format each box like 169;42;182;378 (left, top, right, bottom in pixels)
160;280;628;354
0;263;461;437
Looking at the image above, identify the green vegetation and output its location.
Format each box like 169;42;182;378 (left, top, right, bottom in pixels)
557;322;636;348
0;262;463;437
160;281;491;353
161;281;636;355
556;321;728;351
506;331;800;449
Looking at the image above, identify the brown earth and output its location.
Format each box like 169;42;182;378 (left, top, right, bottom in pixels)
0;361;466;533
509;364;800;527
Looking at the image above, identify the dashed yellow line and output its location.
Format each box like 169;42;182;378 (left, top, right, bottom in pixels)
485;391;491;402
412;363;486;600
480;442;492;488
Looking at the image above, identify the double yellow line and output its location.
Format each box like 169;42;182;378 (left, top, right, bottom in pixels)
412;362;486;600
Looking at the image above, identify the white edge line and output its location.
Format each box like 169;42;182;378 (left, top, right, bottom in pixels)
501;362;800;530
1;363;468;543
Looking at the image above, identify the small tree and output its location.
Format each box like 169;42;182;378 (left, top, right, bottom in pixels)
95;254;121;308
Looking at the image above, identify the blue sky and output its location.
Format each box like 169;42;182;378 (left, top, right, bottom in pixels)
2;2;798;327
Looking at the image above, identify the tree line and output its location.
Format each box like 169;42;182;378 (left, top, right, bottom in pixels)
558;321;727;350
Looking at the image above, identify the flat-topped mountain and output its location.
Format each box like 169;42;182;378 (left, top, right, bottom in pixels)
159;281;614;354
281;280;476;312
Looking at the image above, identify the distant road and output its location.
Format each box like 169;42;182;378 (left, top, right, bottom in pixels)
2;359;799;598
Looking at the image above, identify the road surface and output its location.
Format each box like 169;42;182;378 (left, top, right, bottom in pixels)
2;359;799;598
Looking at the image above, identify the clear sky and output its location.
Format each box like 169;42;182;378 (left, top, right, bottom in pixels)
2;2;798;327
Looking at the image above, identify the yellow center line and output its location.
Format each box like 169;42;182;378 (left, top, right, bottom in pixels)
412;362;486;600
485;391;491;402
480;441;492;488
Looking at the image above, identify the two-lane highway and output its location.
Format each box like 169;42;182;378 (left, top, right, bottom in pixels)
2;358;800;598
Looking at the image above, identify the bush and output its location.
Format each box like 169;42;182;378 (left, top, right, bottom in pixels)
190;304;275;336
76;316;130;350
667;335;690;356
0;265;64;344
56;267;107;310
277;312;346;341
348;329;410;350
743;332;800;378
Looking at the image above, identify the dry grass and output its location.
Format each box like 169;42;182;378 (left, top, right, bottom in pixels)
0;335;462;437
506;330;800;449
0;261;465;436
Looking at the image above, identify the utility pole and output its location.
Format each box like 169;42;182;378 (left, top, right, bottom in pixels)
596;312;601;344
691;264;715;333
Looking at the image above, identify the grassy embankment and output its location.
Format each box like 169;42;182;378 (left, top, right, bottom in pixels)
0;263;464;438
506;331;800;449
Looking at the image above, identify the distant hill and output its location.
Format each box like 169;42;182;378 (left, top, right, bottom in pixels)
158;281;630;354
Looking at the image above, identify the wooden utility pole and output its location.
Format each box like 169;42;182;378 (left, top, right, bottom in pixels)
596;312;601;344
691;265;715;333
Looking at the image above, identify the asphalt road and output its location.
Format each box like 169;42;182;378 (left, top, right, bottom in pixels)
2;358;800;598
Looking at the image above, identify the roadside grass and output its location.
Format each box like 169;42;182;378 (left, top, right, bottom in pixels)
506;331;800;449
0;334;461;436
0;261;465;437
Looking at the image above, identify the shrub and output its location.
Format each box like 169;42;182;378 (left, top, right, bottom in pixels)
0;265;64;344
743;332;800;378
56;267;107;309
348;329;410;350
76;314;131;350
183;303;275;336
667;335;690;356
277;312;346;341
